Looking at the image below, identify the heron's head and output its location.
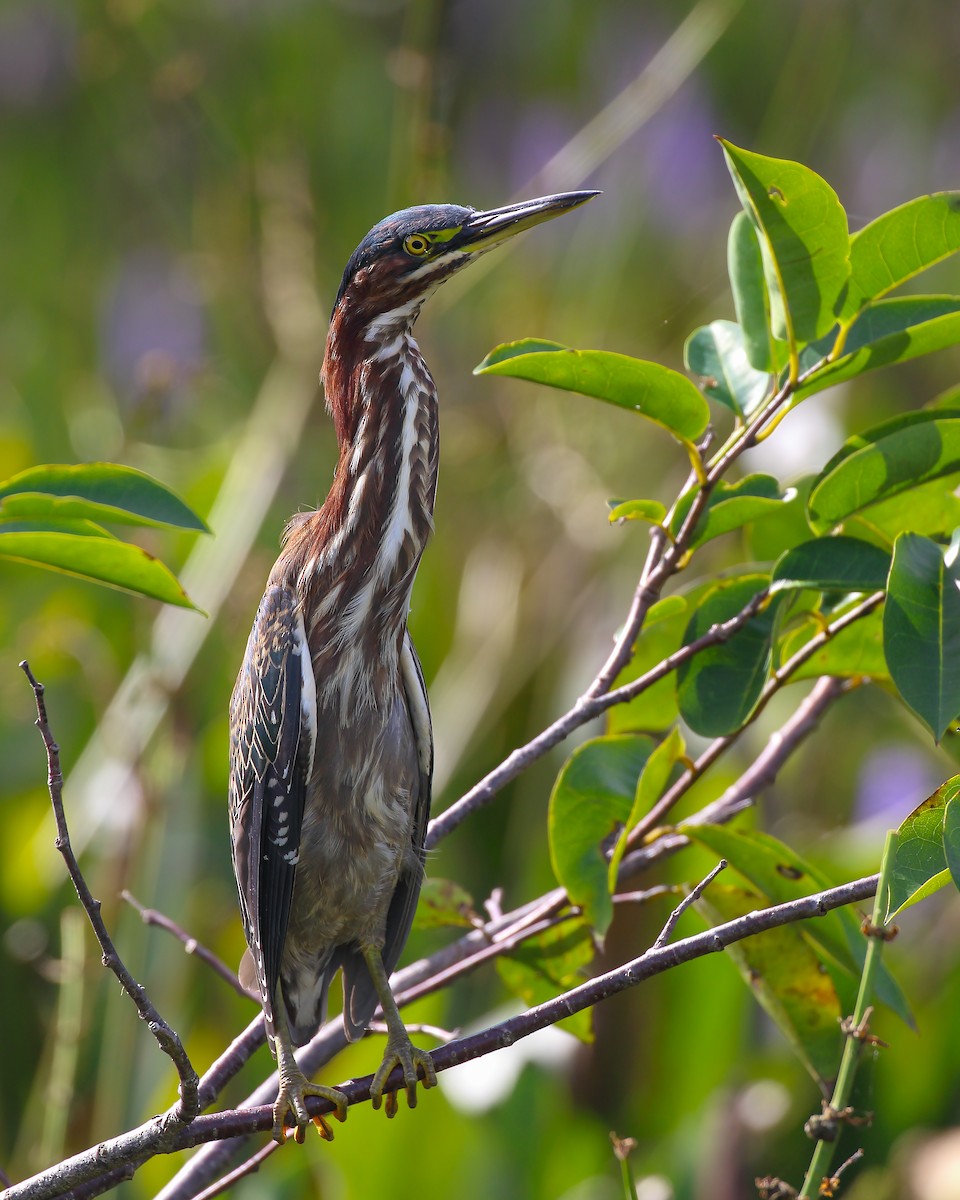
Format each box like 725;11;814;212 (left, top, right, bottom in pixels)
331;191;600;336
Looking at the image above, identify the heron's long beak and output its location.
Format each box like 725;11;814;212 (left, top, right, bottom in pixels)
457;191;600;253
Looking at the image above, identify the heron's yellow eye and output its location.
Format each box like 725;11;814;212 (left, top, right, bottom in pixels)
403;234;431;257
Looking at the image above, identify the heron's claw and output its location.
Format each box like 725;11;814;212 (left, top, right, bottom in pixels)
370;1035;437;1117
272;1079;348;1144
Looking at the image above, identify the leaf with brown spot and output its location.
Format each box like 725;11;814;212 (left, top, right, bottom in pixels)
696;883;842;1089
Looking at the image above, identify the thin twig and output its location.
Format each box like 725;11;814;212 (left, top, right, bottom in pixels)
652;860;727;950
19;662;200;1132
121;891;251;1001
189;1143;278;1200
613;885;677;905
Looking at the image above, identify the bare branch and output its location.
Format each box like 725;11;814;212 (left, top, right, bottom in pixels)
121;891;251;1001
652;860;727;950
2;871;878;1200
19;662;200;1134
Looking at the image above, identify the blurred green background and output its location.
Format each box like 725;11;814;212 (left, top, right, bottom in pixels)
2;2;960;1197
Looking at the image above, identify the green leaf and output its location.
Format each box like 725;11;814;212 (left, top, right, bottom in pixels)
719;140;850;345
683;320;771;416
808;411;960;532
0;531;199;609
677;574;774;736
770;537;890;594
496;919;596;1042
727;210;783;372
944;795;960;894
608;727;684;890
607;595;691;734
685;824;912;1026
845;475;960;544
695;882;842;1087
670;474;789;548
778;603;888;683
475;340;710;445
413;878;480;930
841;192;960;318
0;463;209;532
798;302;960;401
0;516;118;538
884;533;960;740
885;777;960;918
548;735;653;939
607;498;667;526
745;475;817;561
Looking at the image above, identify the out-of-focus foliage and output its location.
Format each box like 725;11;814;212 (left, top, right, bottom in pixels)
0;461;206;606
3;2;960;1199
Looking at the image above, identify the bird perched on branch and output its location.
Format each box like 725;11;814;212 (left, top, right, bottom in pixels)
229;189;598;1143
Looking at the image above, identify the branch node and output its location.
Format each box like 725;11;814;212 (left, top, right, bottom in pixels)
861;918;899;942
839;1007;887;1048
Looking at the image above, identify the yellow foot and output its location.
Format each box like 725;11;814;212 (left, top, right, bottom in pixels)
370;1036;437;1118
273;1080;348;1144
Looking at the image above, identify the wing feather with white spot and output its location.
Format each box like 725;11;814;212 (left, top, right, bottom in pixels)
228;584;315;1029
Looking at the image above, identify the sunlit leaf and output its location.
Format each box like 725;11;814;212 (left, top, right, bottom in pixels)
0;463;209;532
808;411;960;532
840;192;960;318
778;603;888;683
728;210;784;372
719;140;850;345
0;516;117;538
548;735;653;939
475;340;710;444
607;498;667;526
745;475;817;561
884;533;960;740
496;918;596;1042
683;319;770;416
944;796;960;894
670;474;788;548
0;531;199;609
885;777;960;919
846;475;960;544
677;574;774;736
798;303;960;401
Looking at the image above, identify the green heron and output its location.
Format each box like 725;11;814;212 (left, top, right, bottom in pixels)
229;190;598;1143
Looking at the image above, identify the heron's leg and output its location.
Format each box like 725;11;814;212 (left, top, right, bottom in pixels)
360;942;437;1117
271;998;348;1143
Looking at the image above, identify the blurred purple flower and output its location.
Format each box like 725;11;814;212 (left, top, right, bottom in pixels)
853;744;940;825
99;249;206;421
0;1;76;110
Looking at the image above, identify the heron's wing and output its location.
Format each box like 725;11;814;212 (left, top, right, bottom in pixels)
229;584;315;1030
340;632;433;1039
382;631;434;976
